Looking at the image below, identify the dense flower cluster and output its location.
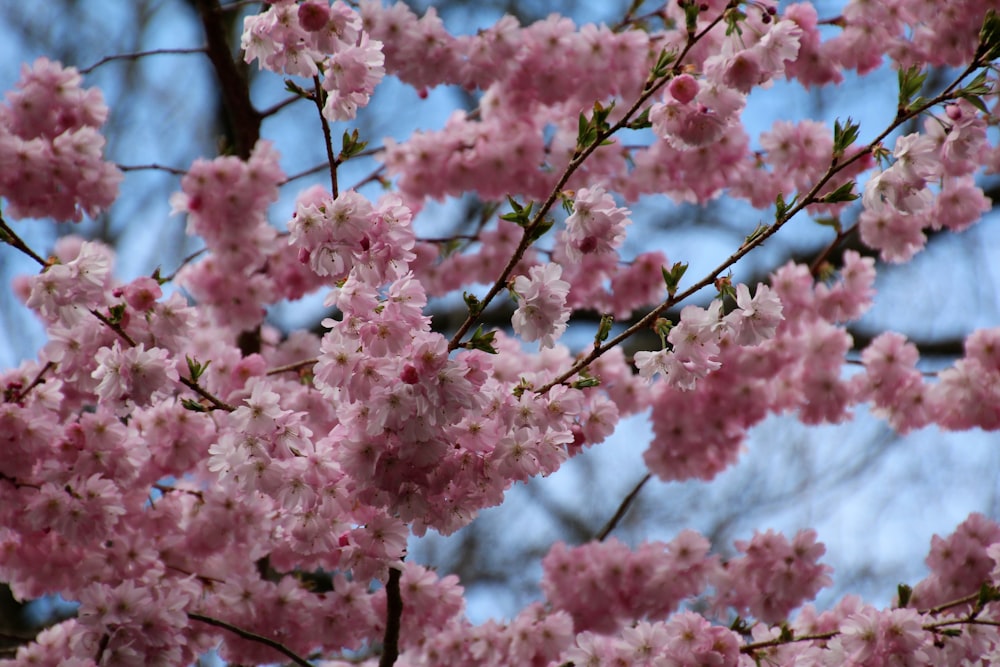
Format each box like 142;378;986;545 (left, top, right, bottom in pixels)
1;0;1000;665
0;58;121;222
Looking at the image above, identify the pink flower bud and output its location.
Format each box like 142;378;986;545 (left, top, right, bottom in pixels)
298;1;330;32
668;74;699;104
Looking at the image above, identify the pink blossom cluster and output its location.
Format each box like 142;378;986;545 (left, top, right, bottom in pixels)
242;0;385;121
541;532;716;633
0;58;122;222
860;100;992;262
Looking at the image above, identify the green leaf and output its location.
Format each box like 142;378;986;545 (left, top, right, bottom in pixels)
180;397;208;413
683;1;700;33
651;49;678;79
743;222;771;248
595;314;614;345
820;181;859;204
813;215;843;234
339;129;368;160
724;8;747;36
976;9;1000;62
897;584;912;608
978;582;1000;608
661;261;688;297
466;325;498;354
283;79;309;96
526;216;555;243
832;117;860;158
186;356;211;382
962;94;990;114
107;303;127;325
463;291;482;317
775;192;798;220
897;66;927;111
628;107;652;130
572;376;600;389
500;197;533;226
653;317;673;347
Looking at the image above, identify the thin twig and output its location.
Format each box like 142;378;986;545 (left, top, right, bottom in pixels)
187;612;312;667
0;216;48;267
118;163;189;177
79;47;206;75
595;473;651;542
9;361;55;403
260;94;304;118
179;376;237;412
312;75;339;197
445;8;731;353
266;358;318;376
537;63;984;395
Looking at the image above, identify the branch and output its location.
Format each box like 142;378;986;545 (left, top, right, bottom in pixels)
266;358;318;376
0;215;48;267
187;612;312;667
446;7;731;353
312;75;339;197
537;61;986;394
118;163;189;177
379;566;403;667
79;47;206;75
192;0;262;159
594;473;651;542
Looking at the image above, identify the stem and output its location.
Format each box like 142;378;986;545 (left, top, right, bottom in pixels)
313;75;339;197
188;612;313;667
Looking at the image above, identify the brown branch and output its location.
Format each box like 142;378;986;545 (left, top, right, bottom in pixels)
0;216;48;267
595;473;651;542
446;8;731;353
8;361;55;403
193;0;262;159
118;163;189;177
379;567;403;667
312;75;339;197
188;612;313;667
537;61;985;395
266;358;318;376
79;47;206;75
179;376;237;411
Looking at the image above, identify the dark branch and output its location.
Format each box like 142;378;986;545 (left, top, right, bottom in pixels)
187;612;312;667
379;567;403;667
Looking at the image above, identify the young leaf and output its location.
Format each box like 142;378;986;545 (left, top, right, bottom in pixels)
832;117;860;158
976;9;1000;62
820;181;859;204
661;261;688;297
572;376;600;389
897;583;912;608
466;325;498;354
897;66;927;111
595;314;614;345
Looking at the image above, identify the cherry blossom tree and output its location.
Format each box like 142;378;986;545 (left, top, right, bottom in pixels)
2;1;1000;666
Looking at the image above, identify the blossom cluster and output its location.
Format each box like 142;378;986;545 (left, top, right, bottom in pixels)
1;0;999;666
0;58;121;222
